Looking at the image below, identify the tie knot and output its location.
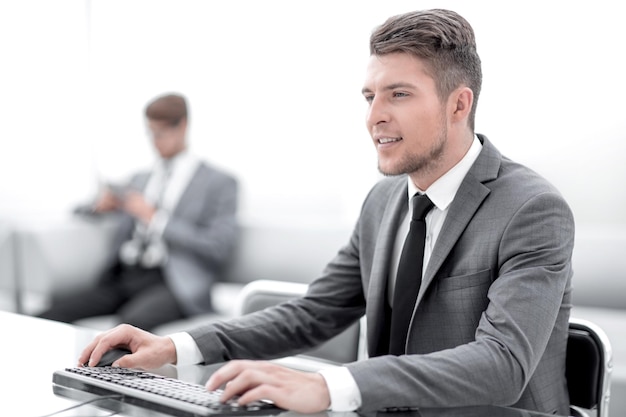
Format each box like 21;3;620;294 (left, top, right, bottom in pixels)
411;193;434;221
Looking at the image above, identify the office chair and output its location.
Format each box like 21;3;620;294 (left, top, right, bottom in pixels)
567;317;613;417
235;279;362;364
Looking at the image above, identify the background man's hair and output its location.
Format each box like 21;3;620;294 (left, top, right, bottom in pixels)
145;93;188;126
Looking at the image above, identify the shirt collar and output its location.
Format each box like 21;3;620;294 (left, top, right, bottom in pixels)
156;149;191;174
407;135;483;211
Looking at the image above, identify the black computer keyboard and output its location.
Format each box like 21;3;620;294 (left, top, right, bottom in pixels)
52;366;285;417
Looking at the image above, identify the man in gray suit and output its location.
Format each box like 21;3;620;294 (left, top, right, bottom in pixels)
39;93;238;330
80;10;574;415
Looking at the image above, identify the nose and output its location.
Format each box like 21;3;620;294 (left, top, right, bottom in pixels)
366;96;390;128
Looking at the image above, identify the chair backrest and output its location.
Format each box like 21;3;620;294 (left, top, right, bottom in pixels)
566;317;613;417
235;279;361;364
0;224;17;311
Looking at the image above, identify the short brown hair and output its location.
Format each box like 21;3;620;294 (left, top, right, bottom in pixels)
370;9;482;130
145;93;188;126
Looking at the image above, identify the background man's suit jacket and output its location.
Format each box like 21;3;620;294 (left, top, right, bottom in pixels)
189;136;574;414
108;161;238;315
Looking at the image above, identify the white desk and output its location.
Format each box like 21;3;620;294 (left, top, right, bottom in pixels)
1;311;565;417
0;311;334;417
1;311;106;416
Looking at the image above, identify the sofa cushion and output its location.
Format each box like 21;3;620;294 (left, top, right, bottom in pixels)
221;223;350;284
571;226;626;309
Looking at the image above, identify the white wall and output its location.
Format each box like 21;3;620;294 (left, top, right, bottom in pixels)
1;0;92;221
2;0;625;230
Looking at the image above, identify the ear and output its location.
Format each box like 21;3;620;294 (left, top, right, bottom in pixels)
449;86;473;123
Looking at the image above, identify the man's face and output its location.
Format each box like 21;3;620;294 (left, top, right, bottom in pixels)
147;119;186;159
362;52;449;179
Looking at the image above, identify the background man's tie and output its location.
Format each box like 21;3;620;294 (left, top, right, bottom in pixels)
388;193;434;355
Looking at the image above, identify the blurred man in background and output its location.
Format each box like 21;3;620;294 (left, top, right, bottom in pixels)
39;93;239;330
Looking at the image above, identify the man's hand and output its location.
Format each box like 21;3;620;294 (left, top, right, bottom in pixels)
122;191;157;224
78;324;177;369
92;188;121;213
206;360;331;413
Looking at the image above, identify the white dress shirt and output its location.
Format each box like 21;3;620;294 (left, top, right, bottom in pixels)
169;136;483;411
144;150;200;235
119;150;200;267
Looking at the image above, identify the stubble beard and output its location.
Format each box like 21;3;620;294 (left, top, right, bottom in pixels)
377;125;448;178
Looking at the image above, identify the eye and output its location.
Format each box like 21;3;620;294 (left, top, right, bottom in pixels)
393;91;409;98
364;94;374;104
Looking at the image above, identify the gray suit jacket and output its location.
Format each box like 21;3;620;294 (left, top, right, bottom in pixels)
109;161;238;315
189;136;574;414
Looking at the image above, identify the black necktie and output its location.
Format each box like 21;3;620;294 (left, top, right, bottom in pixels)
388;193;434;355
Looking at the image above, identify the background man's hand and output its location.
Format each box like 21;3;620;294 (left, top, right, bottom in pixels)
122;191;157;224
92;188;121;213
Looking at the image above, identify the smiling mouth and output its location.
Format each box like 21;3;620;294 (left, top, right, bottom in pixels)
378;137;402;144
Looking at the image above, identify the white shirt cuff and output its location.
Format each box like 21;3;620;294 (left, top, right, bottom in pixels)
318;366;362;412
168;332;204;366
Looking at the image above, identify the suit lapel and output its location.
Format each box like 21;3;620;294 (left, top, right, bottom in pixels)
416;136;502;305
366;179;408;355
169;163;203;216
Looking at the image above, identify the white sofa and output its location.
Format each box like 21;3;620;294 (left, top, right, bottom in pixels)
8;216;119;314
8;215;352;322
3;216;625;417
0;222;16;311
